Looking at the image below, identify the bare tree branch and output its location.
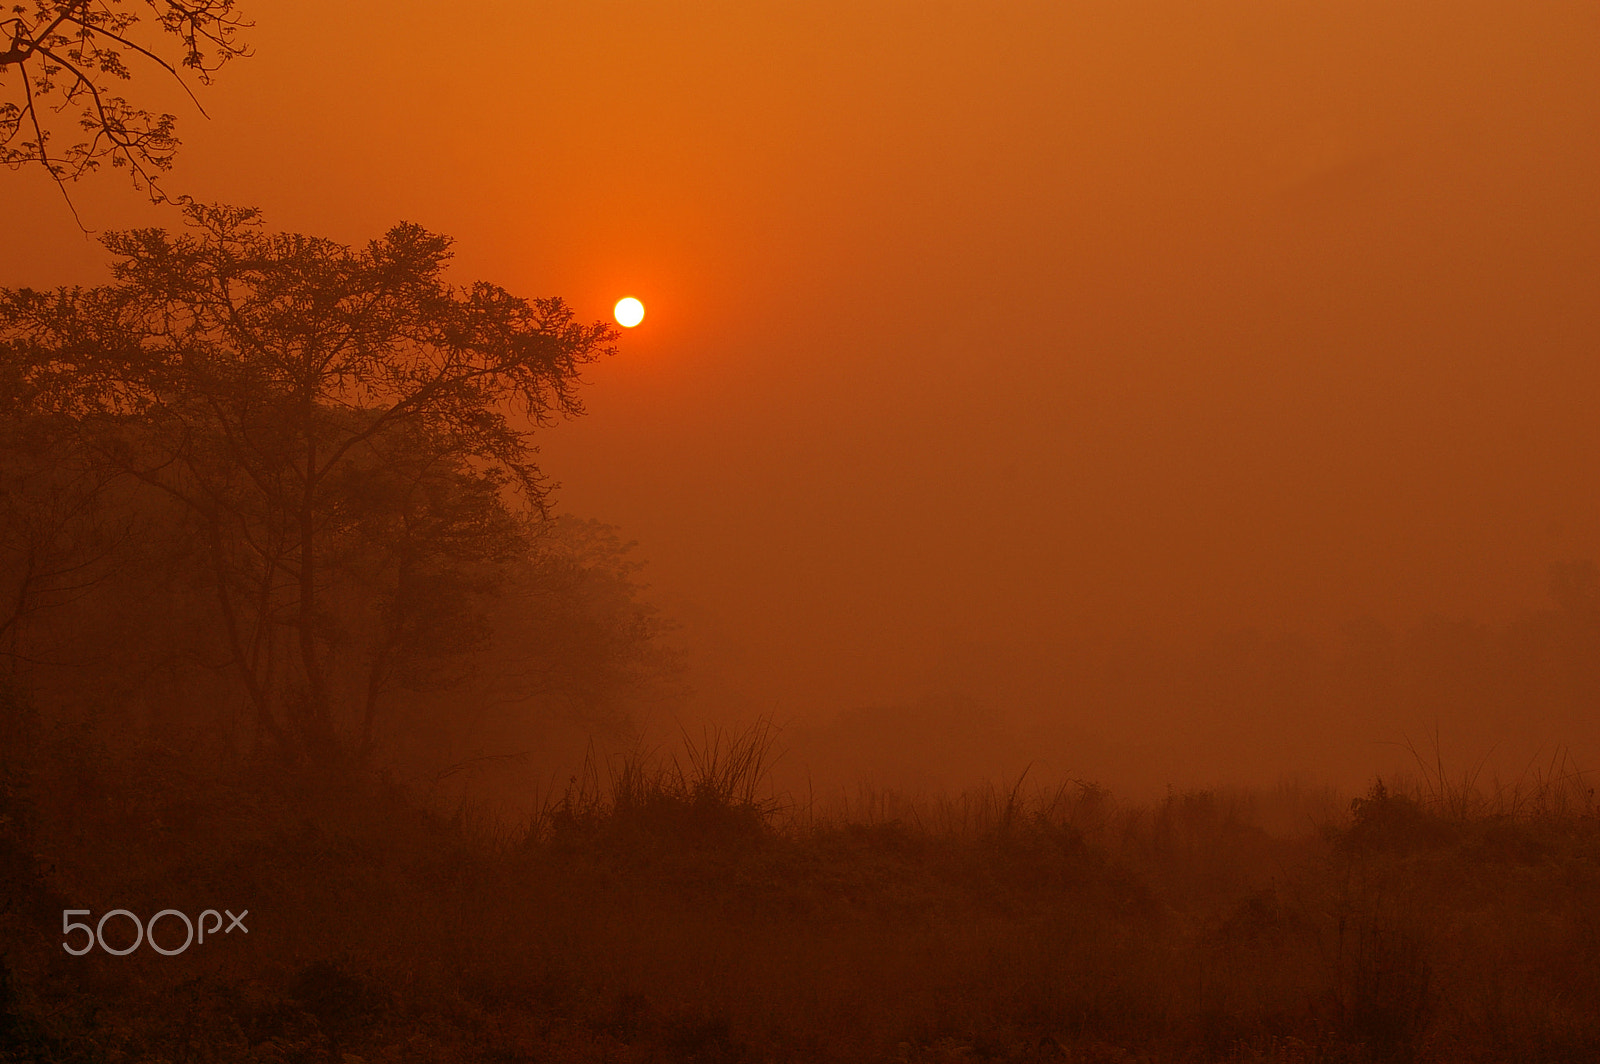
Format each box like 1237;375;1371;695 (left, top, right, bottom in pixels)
1;0;249;209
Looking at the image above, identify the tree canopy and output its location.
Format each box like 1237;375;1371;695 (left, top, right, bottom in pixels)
1;204;634;762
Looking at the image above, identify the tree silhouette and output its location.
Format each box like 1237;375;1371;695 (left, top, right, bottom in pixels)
1;1;248;198
1;203;617;759
0;413;125;671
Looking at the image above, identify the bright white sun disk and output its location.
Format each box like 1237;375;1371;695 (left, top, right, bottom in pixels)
614;297;644;328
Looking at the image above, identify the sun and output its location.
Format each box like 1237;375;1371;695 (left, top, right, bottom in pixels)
614;297;645;328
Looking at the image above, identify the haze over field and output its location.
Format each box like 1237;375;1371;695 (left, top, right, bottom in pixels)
7;1;1600;792
10;5;1600;1062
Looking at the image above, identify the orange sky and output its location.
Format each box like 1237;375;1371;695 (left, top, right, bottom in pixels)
7;1;1600;781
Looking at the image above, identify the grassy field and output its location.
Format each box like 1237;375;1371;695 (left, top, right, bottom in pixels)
2;724;1597;1063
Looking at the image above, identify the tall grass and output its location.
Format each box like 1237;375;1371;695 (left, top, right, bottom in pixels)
528;717;784;845
3;723;1598;1063
1390;731;1598;823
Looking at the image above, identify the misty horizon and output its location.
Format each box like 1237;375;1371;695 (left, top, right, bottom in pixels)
3;4;1599;1061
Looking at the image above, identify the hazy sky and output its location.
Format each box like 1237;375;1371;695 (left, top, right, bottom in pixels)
7;2;1600;743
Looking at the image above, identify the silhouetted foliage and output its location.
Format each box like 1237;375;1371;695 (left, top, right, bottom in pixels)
0;1;248;200
1343;778;1457;854
3;721;1595;1062
0;204;630;764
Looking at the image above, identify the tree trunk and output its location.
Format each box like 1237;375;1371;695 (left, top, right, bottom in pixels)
208;516;289;755
297;436;333;754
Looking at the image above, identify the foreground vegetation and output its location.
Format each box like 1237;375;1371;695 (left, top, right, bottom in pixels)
2;715;1596;1064
6;206;1599;1064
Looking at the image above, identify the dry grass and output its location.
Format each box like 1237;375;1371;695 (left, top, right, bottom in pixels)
1;723;1597;1063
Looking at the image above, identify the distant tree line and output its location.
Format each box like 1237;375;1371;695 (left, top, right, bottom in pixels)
793;565;1600;793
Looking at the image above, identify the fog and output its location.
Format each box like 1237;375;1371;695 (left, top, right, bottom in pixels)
7;0;1600;793
9;5;1600;1061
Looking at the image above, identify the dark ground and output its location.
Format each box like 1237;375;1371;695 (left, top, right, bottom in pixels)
2;718;1598;1064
